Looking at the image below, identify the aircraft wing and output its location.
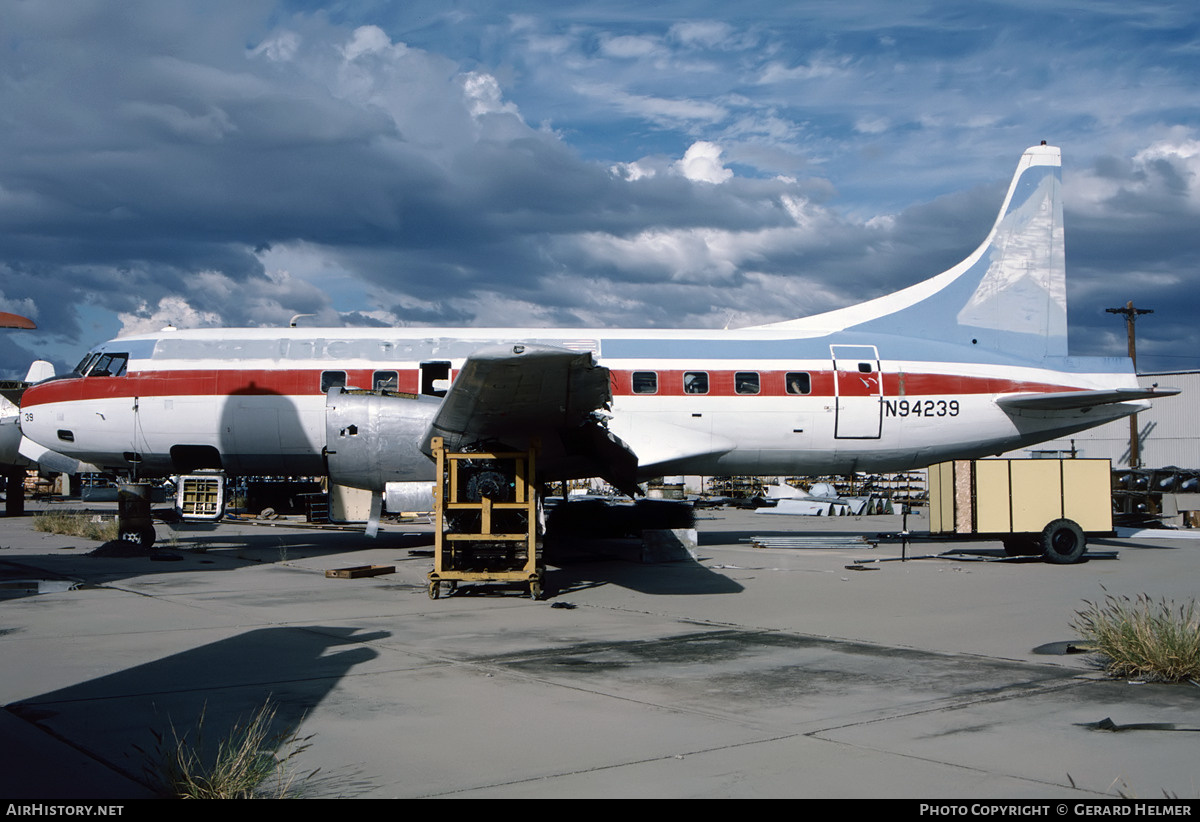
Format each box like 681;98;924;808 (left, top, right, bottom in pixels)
996;386;1180;411
422;344;640;495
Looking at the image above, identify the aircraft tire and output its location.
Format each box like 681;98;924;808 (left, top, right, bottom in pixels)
1040;519;1085;564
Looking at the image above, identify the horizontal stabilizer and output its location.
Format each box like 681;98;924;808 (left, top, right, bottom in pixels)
996;386;1180;411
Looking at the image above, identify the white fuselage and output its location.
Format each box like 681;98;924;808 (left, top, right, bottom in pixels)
18;325;1144;484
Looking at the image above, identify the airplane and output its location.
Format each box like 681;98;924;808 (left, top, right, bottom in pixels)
0;313;42;514
756;479;893;517
15;143;1177;544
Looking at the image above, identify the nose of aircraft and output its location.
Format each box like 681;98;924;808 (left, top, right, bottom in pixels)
13;379;49;457
12;376;99;475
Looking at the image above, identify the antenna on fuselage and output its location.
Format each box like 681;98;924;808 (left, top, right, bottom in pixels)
289;314;315;327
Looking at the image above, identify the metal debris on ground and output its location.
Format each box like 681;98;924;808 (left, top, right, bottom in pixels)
850;554;947;564
324;565;396;579
1076;717;1199;733
745;535;877;549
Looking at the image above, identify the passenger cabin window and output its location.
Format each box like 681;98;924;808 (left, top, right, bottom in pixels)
683;371;708;394
373;370;399;392
321;370;347;392
632;371;658;394
735;372;760;395
785;372;812;395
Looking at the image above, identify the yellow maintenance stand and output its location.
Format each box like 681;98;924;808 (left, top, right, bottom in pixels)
427;436;543;599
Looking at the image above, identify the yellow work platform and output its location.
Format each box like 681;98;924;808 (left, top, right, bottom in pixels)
427;436;542;599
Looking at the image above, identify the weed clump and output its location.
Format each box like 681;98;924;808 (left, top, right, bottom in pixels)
1073;592;1200;683
33;509;118;542
140;700;317;799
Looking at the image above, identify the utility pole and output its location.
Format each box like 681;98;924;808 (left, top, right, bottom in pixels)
1105;301;1153;468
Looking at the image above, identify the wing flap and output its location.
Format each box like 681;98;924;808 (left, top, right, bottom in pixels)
424;343;611;447
422;344;639;495
606;415;734;475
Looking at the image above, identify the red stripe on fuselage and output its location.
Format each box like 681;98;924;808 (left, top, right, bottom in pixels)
20;367;1083;408
21;369;391;407
607;369;1077;397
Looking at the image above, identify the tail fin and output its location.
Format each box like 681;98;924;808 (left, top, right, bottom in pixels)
758;144;1067;361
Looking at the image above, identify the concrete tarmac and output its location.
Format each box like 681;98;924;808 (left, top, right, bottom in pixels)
1;502;1198;799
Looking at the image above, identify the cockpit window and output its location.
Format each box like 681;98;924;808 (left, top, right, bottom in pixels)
74;353;99;375
87;353;128;377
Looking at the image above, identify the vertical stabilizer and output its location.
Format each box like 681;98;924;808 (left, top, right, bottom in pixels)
758;145;1068;361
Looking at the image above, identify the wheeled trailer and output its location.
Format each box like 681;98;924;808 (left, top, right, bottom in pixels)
928;458;1113;564
426;436;543;599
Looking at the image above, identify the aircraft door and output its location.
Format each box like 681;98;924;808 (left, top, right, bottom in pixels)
831;345;883;439
420;361;451;398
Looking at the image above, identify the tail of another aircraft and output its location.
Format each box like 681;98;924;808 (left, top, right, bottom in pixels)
759;144;1068;362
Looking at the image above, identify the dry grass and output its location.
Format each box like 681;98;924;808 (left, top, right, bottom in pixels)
1073;592;1200;683
33;509;119;542
140;700;317;799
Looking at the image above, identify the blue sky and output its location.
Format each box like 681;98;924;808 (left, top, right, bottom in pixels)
2;0;1198;374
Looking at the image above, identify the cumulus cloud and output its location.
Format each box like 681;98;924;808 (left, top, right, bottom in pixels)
248;30;300;62
1072;131;1200;217
1127;134;1200;211
461;71;522;119
118;295;223;335
675;142;733;184
342;25;396;61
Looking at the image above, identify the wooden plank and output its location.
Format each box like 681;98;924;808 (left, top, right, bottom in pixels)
974;460;1012;533
1009;460;1063;532
954;459;974;534
1062;459;1113;532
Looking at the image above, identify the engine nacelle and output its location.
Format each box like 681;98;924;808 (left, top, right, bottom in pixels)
324;388;441;492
